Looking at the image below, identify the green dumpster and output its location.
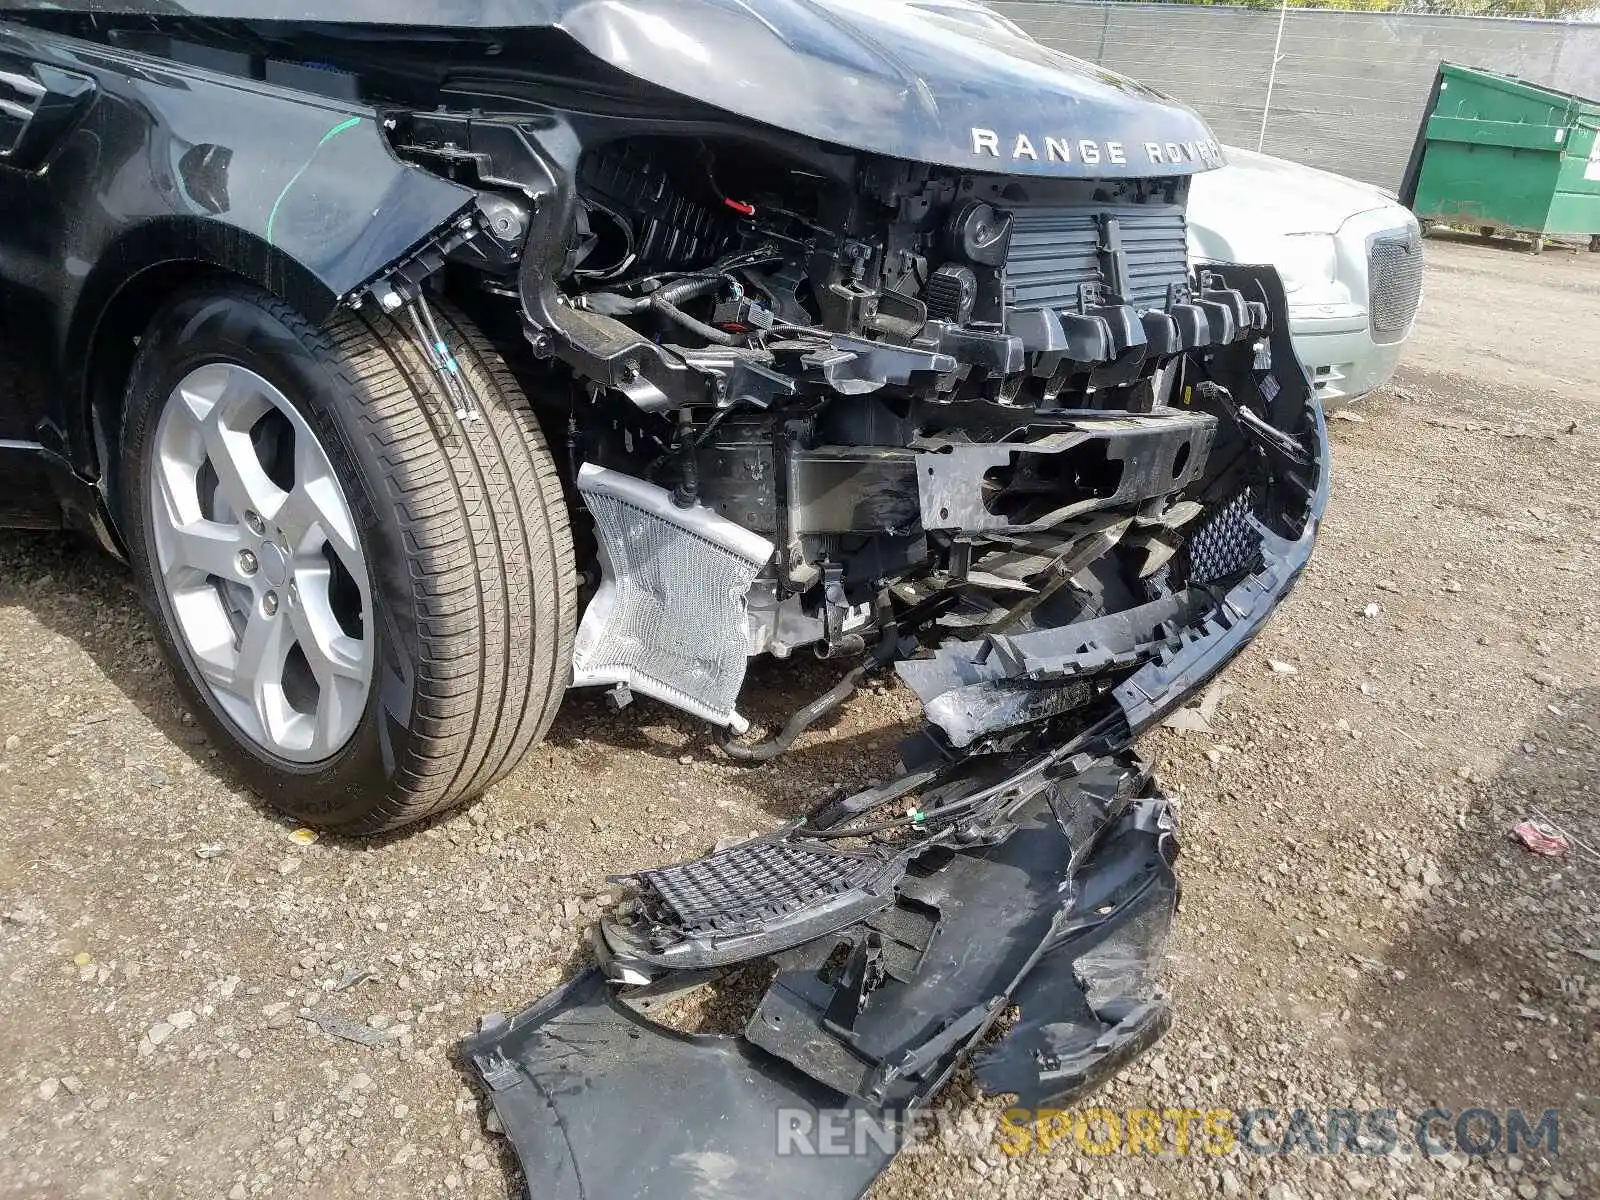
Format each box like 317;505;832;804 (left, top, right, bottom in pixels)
1400;62;1600;253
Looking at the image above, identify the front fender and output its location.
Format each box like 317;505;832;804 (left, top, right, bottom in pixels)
0;24;475;472
44;30;476;310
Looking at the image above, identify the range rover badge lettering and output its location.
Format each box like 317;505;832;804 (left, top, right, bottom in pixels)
970;128;1221;168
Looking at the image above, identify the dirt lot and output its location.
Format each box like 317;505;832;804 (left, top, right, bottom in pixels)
1;234;1596;1200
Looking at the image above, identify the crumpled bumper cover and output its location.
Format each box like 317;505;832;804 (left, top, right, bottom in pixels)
463;757;1179;1200
899;405;1328;749
462;970;888;1200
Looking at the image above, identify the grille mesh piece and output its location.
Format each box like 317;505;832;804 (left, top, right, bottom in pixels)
638;842;882;936
573;466;772;726
1006;204;1189;312
1184;489;1262;584
1369;232;1424;343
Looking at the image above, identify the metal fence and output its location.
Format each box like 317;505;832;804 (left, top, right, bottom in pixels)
992;0;1600;189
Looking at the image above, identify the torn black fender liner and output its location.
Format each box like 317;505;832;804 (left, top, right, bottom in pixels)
971;800;1179;1107
463;753;1180;1200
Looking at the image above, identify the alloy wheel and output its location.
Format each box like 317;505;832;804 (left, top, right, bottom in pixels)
148;362;373;762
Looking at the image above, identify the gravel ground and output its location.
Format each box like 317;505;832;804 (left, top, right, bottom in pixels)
1;233;1596;1200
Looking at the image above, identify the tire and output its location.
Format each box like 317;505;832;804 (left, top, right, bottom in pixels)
117;281;576;834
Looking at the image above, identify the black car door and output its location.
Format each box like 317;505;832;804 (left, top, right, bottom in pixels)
0;34;96;525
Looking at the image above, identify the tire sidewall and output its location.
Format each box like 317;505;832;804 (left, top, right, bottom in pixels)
118;286;417;827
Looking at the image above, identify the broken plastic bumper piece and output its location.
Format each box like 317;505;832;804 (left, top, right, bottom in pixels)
898;428;1326;752
464;752;1179;1200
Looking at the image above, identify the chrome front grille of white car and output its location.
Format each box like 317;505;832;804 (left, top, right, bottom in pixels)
1368;231;1423;344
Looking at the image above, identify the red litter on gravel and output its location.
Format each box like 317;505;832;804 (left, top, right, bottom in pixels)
1510;821;1569;857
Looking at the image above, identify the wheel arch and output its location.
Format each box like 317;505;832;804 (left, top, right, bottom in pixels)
73;220;338;542
0;31;485;535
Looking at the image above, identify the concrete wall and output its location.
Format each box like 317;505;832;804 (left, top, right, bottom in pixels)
992;1;1600;189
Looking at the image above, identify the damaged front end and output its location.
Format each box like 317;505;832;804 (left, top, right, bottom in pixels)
460;170;1325;1190
0;1;1330;1186
401;12;1328;1195
10;4;1324;1190
449;107;1325;1174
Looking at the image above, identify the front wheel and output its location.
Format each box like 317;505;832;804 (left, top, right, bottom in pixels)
117;282;576;833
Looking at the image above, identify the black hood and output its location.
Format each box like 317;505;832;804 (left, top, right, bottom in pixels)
1;0;1222;178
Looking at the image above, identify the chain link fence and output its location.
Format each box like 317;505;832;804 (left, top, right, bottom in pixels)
992;0;1600;188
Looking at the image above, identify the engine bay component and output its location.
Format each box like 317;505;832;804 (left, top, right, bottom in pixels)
915;410;1218;534
571;464;774;730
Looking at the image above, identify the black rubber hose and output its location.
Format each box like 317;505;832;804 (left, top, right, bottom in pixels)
654;275;721;306
718;626;904;763
717;664;869;763
582;275;719;317
585;273;758;347
652;295;744;346
671;423;700;509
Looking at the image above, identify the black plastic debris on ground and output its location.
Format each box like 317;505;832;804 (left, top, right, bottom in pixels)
461;752;1179;1200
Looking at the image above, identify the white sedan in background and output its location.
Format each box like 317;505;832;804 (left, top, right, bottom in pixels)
1188;147;1423;404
